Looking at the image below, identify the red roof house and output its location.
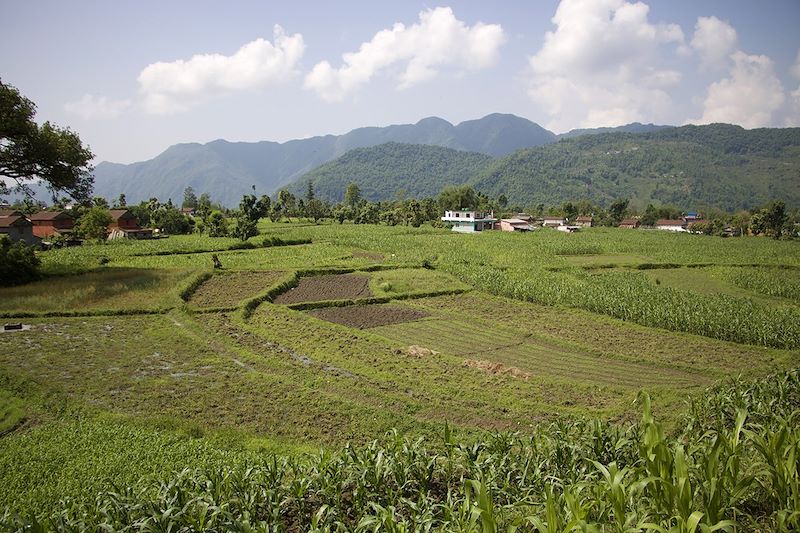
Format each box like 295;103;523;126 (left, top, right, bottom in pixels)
29;210;75;238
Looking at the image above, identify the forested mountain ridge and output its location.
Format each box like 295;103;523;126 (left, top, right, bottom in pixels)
474;123;800;211
90;114;556;205
290;143;494;202
289;124;800;211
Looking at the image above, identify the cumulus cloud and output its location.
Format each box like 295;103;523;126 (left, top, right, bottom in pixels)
64;94;131;119
693;51;785;128
690;16;738;68
791;49;800;80
304;7;505;101
138;25;304;114
527;0;685;132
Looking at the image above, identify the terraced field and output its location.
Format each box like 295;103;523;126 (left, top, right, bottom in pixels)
187;270;287;309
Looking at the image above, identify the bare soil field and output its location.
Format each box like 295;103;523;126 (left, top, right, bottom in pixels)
188;271;286;308
273;273;371;304
351;249;384;261
308;303;429;329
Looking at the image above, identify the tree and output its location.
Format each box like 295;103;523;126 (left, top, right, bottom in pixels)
306;198;326;223
151;206;192;234
641;204;658;227
344;182;362;208
305;181;315;203
438;185;478;211
277;189;296;220
761;200;787;239
608;198;630;225
0;235;41;286
182;187;198;209
78;207;112;241
1;80;94;201
197;193;212;221
206;211;228;237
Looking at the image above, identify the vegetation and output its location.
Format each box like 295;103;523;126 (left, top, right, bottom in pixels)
0;79;94;201
0;219;798;530
477;124;800;211
293;143;494;202
1;369;798;531
0;235;40;287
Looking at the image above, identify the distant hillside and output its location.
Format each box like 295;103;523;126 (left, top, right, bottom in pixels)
559;122;673;139
91;113;556;205
474;124;800;211
291;143;494;202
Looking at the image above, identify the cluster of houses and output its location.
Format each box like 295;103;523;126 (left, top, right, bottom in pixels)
0;208;151;247
441;209;703;233
441;210;592;233
618;212;702;232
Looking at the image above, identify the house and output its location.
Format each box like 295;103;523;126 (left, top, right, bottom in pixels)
108;209;153;240
180;207;196;217
499;218;533;232
574;216;593;227
684;212;701;222
618;218;640;229
441;209;496;233
542;217;566;227
0;213;40;245
656;219;688;232
514;213;533;222
29;210;75;238
556;225;581;233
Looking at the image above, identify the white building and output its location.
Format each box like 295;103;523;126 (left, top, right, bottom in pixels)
441;209;496;233
542;217;566;227
656;219;688;232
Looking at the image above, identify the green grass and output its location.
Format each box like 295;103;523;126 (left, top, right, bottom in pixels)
186;270;287;309
0;268;194;314
2;220;799;526
369;268;470;297
0;390;25;435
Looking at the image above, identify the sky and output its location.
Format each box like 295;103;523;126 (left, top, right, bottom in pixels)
2;0;799;164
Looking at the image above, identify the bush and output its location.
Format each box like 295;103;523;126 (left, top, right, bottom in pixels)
0;235;41;286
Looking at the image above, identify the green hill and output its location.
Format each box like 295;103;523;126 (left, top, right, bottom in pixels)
475;123;800;210
292;143;494;202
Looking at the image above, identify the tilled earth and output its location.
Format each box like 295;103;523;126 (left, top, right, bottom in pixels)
307;303;429;329
273;274;372;304
188;271;286;308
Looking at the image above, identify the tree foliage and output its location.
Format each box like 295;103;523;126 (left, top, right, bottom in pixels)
78;207;112;241
0;235;40;286
0;80;94;202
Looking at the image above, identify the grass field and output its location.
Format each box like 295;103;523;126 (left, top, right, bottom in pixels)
1;221;798;528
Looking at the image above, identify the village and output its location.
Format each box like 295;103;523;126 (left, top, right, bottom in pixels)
441;208;705;234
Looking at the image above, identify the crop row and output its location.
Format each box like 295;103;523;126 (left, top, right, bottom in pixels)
3;369;798;531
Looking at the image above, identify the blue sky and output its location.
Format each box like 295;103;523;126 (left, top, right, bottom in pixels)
2;0;799;164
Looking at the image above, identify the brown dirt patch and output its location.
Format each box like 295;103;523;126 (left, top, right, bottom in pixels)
189;271;286;308
308;303;428;329
352;249;384;261
463;359;531;380
406;345;439;357
274;273;372;304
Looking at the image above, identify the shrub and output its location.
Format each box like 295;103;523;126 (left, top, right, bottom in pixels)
0;235;41;286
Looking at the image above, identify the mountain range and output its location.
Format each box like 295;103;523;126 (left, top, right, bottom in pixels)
91;114;664;205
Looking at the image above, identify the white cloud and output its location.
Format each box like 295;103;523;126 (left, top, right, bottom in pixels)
791;49;800;79
64;94;131;119
527;0;685;132
304;7;506;101
138;25;304;114
693;51;784;128
690;16;737;68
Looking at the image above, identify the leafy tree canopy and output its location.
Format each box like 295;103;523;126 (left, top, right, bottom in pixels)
0;79;94;202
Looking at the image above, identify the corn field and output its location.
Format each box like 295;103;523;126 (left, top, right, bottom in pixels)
3;369;798;532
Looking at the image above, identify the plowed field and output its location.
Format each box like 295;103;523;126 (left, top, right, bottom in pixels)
308;303;428;328
188;271;285;308
273;273;371;304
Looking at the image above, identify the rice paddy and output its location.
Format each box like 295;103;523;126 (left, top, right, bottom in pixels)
0;221;798;530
